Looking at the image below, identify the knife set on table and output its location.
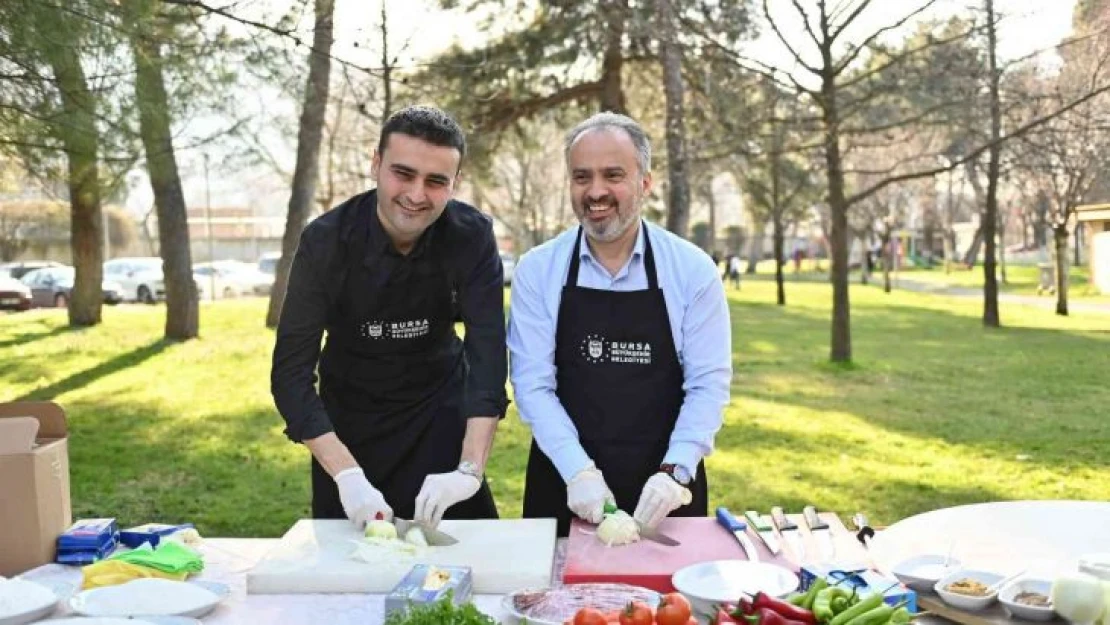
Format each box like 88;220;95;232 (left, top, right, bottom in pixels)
714;505;837;562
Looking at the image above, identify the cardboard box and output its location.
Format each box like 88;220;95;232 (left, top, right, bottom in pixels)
800;563;918;613
0;401;72;576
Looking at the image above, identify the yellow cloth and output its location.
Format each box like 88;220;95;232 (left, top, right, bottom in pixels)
81;559;189;589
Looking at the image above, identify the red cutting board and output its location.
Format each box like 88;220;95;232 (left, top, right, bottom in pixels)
562;516;800;593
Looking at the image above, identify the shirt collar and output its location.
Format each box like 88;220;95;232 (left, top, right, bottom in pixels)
365;189;438;260
580;219;645;266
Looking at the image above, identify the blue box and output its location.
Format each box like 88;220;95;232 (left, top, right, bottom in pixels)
56;518;119;564
384;564;472;617
800;564;917;613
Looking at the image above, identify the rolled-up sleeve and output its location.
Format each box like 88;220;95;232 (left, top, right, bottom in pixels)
508;252;592;483
459;223;509;419
663;266;732;477
271;231;335;442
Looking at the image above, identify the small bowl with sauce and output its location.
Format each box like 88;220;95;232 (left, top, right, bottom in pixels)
999;578;1056;621
892;554;964;592
934;569;1004;611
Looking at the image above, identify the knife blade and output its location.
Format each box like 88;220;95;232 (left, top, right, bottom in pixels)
393;518;458;547
744;510;781;555
601;502;680;546
715;506;760;562
771;506;806;559
802;505;835;561
850;512;876;548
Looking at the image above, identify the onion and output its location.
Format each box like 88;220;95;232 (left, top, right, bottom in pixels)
364;519;398;540
595;510;640;546
1052;573;1106;624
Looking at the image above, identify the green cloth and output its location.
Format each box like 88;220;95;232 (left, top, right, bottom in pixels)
108;540;204;574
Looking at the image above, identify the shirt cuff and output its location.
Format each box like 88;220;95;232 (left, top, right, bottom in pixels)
284;408;334;443
552;444;594;484
663;442;703;482
463;391;510;420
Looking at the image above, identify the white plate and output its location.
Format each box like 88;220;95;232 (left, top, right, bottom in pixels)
672;560;798;617
891;554;964;592
69;579;221;619
40;619;167;624
0;578;58;625
934;568;1004;612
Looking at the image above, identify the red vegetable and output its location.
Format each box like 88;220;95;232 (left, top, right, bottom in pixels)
752;592;818;625
746;607;813;625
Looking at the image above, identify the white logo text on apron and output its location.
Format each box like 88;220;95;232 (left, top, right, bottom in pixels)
360;318;430;340
578;335;652;365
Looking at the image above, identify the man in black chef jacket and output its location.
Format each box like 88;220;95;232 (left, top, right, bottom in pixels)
271;105;508;529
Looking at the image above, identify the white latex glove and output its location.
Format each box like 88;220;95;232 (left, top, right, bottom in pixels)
633;472;692;529
414;470;481;527
566;463;613;524
334;467;393;528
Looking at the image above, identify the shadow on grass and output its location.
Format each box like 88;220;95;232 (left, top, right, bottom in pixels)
0;324;74;349
15;339;172;401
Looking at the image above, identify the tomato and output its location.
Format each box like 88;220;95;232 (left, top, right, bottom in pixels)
573;608;610;625
619;600;655;625
656;593;693;625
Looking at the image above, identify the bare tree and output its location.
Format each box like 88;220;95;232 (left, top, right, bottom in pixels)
266;0;335;328
656;0;692;236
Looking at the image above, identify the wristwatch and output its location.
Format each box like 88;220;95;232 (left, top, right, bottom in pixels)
457;460;483;481
659;463;692;486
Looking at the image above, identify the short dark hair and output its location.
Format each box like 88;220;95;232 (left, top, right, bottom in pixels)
377;105;467;161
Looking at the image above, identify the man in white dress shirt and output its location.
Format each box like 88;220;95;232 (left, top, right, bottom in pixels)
507;112;733;536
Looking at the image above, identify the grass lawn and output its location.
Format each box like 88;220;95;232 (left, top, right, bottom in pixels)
1;284;1107;538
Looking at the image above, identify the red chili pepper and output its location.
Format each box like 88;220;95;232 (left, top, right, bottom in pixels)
715;606;745;624
746;607;811;625
752;592;818;625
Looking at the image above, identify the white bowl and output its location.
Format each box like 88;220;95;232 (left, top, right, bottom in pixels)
891;554;964;592
999;579;1056;621
934;569;1004;612
672;560;798;618
0;578;58;625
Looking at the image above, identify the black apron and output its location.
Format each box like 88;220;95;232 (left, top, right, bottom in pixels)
522;224;708;536
311;196;497;521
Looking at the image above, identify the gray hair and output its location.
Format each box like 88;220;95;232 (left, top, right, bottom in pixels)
564;112;652;175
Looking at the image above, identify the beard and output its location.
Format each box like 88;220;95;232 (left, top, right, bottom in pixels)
577;196;640;243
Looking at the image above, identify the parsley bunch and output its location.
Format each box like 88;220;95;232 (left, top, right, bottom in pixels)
383;596;496;625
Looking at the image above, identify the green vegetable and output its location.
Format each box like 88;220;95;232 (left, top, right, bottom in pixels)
889;606;912;625
799;579;829;610
827;593;884;625
813;587;853;622
383;595;496;625
842;601;906;625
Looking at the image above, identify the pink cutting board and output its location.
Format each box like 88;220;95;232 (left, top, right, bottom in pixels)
563;516;799;593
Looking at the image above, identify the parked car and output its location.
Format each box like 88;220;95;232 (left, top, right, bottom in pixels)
500;252;516;286
0;274;32;311
21;266;124;308
0;260;64;280
103;257;166;303
258;252;280;276
193;261;265;299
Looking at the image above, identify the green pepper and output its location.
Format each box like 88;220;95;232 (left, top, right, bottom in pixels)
797;578;829;610
788;592;809;607
827;593;884;625
830;594;852;614
889;606;912;625
813;587;853;623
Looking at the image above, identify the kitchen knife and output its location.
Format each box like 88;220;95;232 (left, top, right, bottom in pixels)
771;506;806;559
715;507;760;562
802;505;836;561
851;512;876;548
393;518;458;547
602;502;680;546
744;510;781;555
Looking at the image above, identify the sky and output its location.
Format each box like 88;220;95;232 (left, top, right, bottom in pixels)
127;0;1080;217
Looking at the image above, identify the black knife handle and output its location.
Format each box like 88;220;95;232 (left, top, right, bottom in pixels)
851;512;875;545
803;505;829;530
771;506;797;531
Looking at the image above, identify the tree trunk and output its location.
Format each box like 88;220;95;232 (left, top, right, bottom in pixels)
999;217;1008;284
943;169;955;274
746;223;764;274
982;0;1001;328
773;212;786;306
821;73;851;362
1073;223;1082;267
267;0;335;328
45;36;102;327
656;0;689;237
379;0;392;121
131;32;197;340
599;0;627;114
1054;225;1069;316
706;176;717;256
962;225;983;267
881;233;893;293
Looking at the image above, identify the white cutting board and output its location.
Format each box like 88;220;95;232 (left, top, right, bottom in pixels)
246;519;557;594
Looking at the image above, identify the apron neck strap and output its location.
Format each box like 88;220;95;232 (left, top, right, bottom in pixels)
566;221;659;290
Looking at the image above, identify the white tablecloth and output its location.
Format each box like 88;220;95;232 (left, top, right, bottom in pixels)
19;537;534;624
